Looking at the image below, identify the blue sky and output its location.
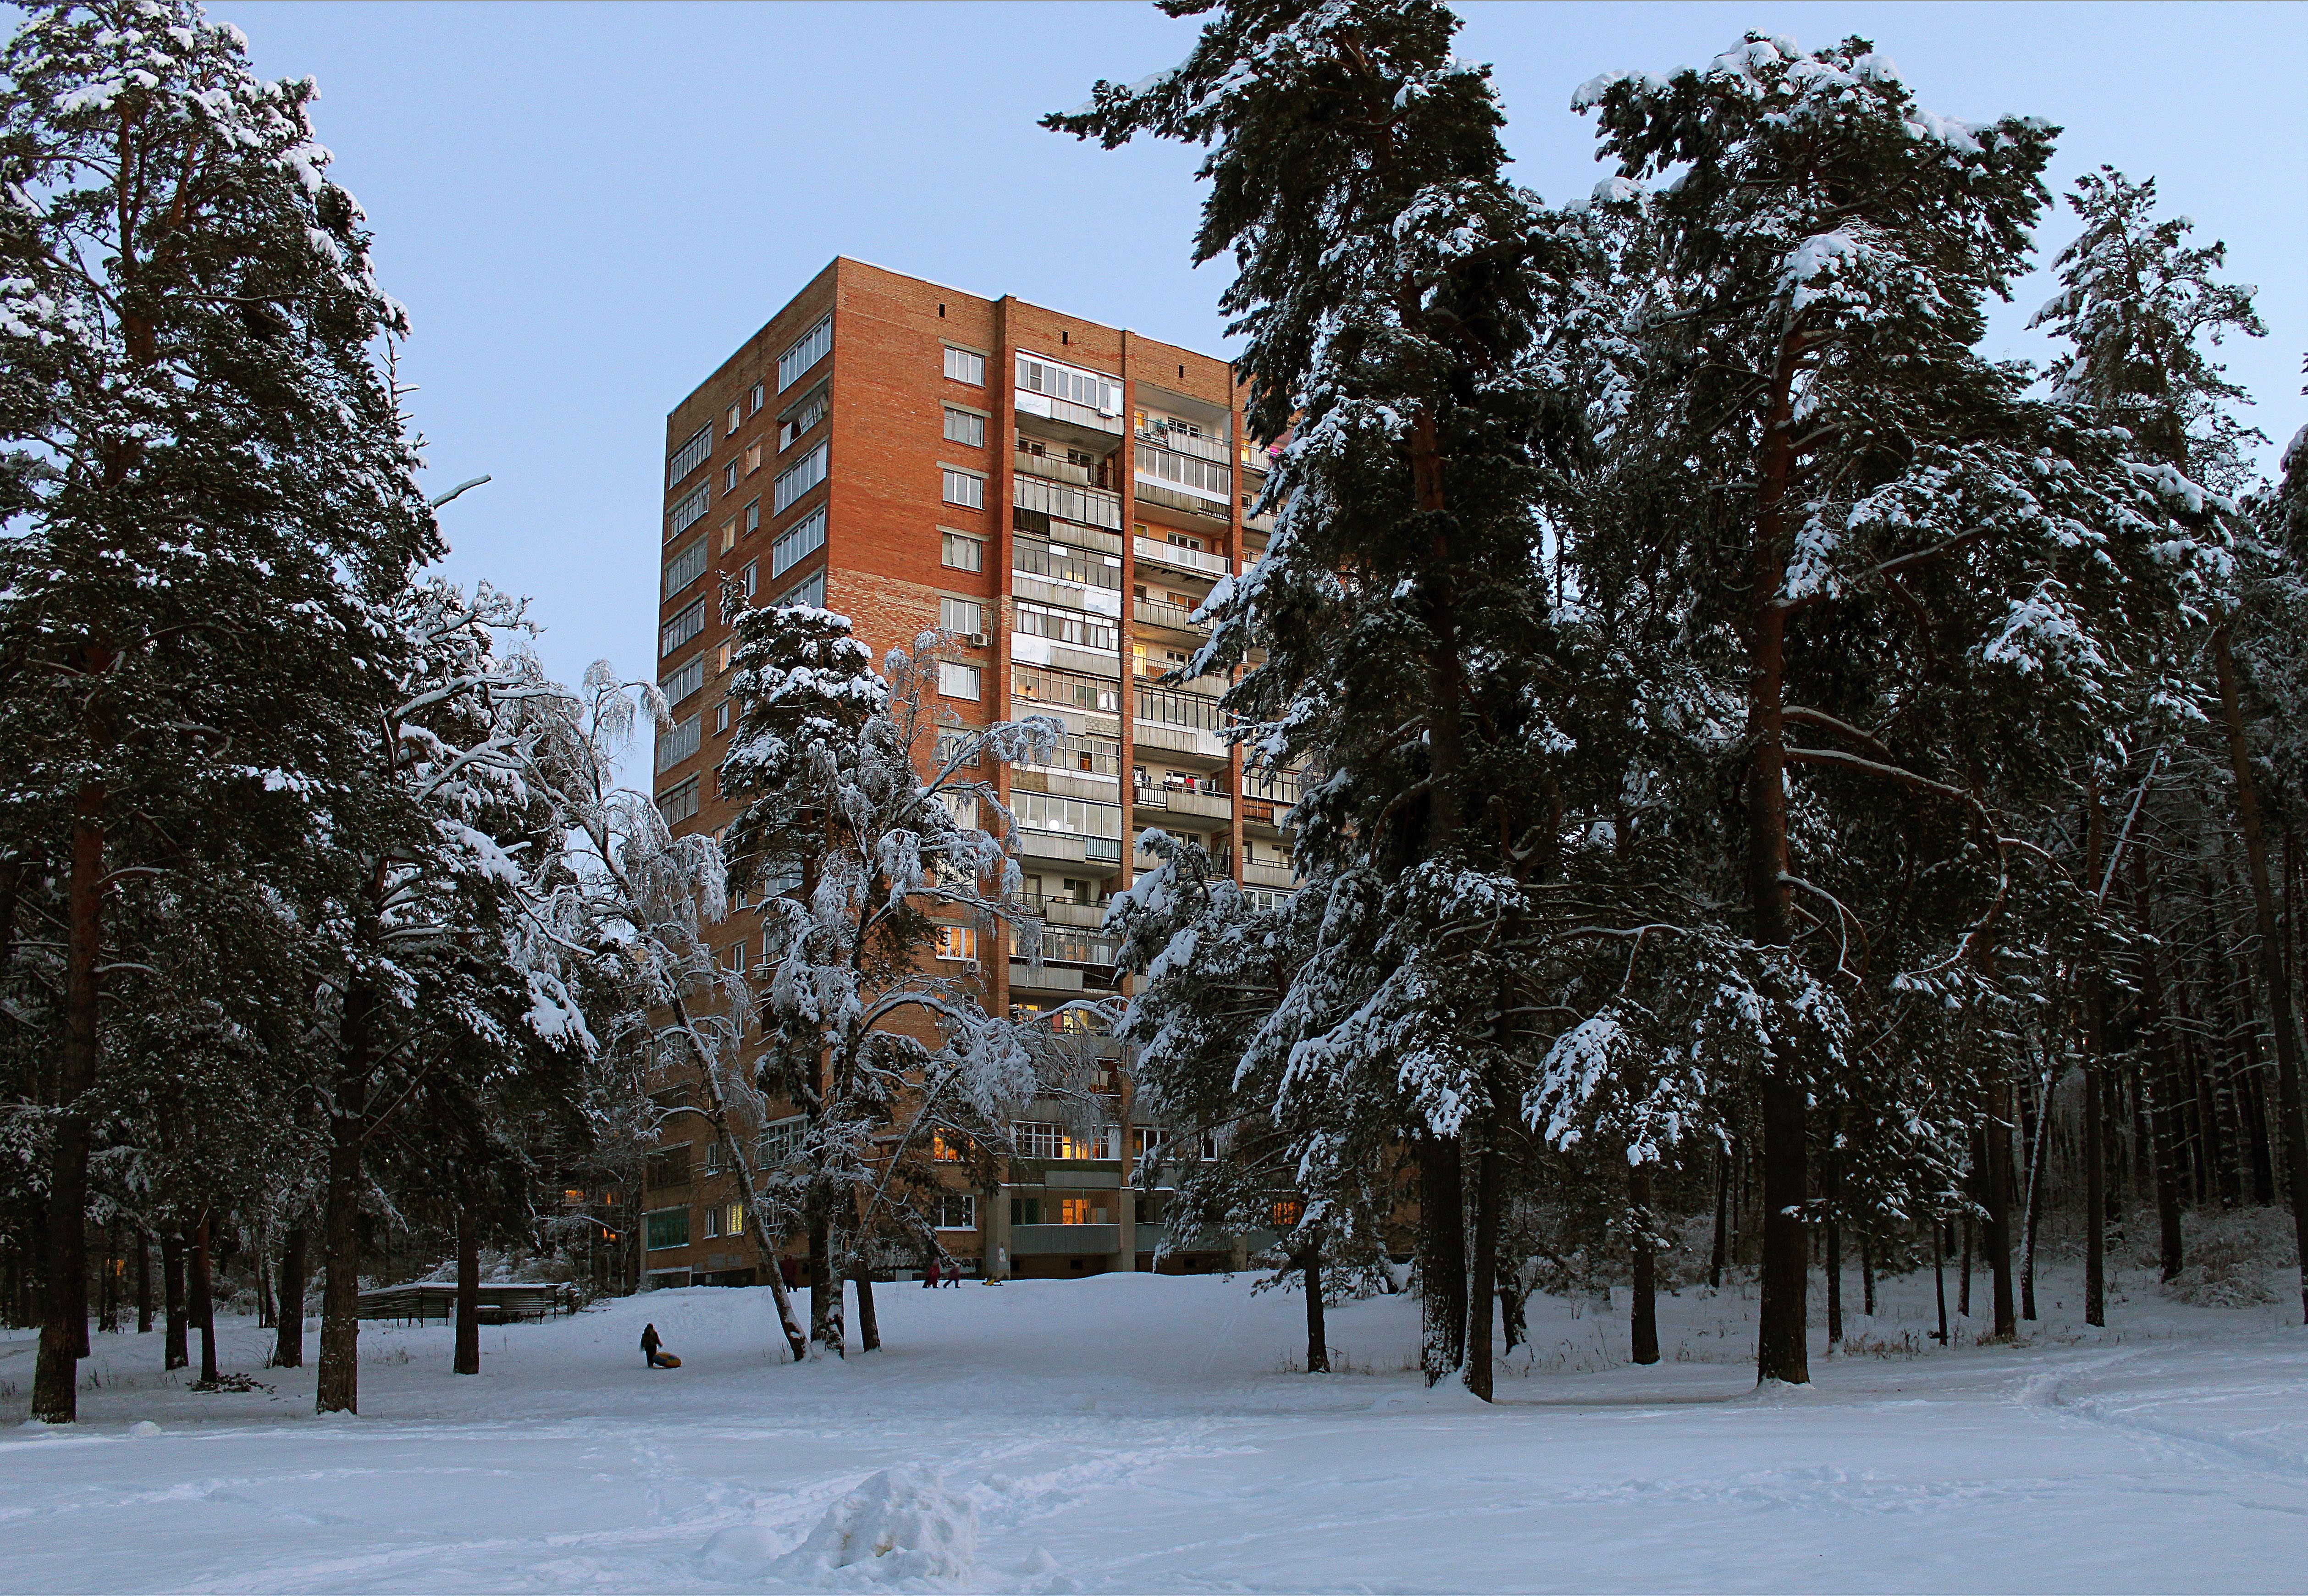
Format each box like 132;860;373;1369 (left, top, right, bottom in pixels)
211;0;2308;696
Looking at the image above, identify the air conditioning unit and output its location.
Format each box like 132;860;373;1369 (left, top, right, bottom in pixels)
963;632;988;648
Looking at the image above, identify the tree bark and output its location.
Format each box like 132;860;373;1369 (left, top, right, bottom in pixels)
162;1229;187;1371
2084;788;2109;1329
99;1221;119;1335
1303;1237;1329;1373
1630;1161;1660;1366
1464;1119;1500;1399
1417;1133;1466;1386
192;1212;218;1386
853;1254;880;1353
1983;1093;2017;1340
316;1113;365;1413
1860;1234;1876;1319
33;787;105;1423
1931;1220;1949;1344
2130;849;2189;1281
2213;625;2308;1321
135;1231;152;1336
272;1226;306;1369
1708;1147;1729;1289
808;1215;843;1358
453;1209;480;1375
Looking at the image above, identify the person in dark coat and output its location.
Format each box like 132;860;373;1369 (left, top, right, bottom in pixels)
923;1253;941;1289
640;1322;667;1368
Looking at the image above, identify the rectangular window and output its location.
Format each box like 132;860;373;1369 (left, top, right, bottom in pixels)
778;313;832;391
770;506;826;578
1059;1197;1102;1226
1012;473;1120;530
657;777;699;827
938;661;982;701
745;442;762;475
939;596;983;636
745;499;761;537
941;531;984;573
750;381;764;414
661;598;705;658
668;425;711;487
944;345;986;385
720;519;737;554
714;698;731;735
939;789;979;829
1011;790;1122;839
656;714;701;773
941;466;984;509
932;1131;968;1162
1012;1122;1117;1162
935;1194;977;1231
663;537;707;598
773;442;828;515
933;924;978;961
758;1115;805;1169
661;653;705;707
1012;664;1121;715
1016;353;1121;415
704;1204;721;1239
740;561;757;598
943;407;986;447
644;1207;690;1251
775;568;826;609
1013;537;1123;591
1015;598;1116;653
778;387;828;451
1011;1196;1043;1226
937;729;980;769
667;482;710;541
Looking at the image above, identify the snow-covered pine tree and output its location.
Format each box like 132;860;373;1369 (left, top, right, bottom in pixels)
719;604;1048;1356
0;1;436;1421
1573;36;2226;1381
1051;0;1585;1397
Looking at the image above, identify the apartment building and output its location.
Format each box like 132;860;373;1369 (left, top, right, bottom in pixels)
646;258;1297;1288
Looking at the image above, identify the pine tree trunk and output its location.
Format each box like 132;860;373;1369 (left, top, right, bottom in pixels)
134;1231;152;1336
453;1210;480;1375
853;1256;880;1353
1464;1123;1500;1399
192;1212;218;1386
1931;1220;1949;1344
1418;1134;1466;1386
1860;1235;1876;1319
1708;1147;1729;1289
317;1118;364;1414
255;1244;274;1332
1959;1211;1973;1319
99;1221;118;1335
33;788;105;1423
2084;790;2109;1328
2213;626;2308;1321
272;1226;306;1369
1630;1161;1660;1366
1983;1093;2017;1340
162;1229;187;1371
2131;850;2189;1280
1303;1238;1329;1373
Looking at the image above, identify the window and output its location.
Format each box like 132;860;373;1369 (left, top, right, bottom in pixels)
1013;1122;1116;1161
1137;684;1226;732
656;714;701;773
942;407;986;447
1132;1126;1165;1160
1135;440;1232;502
668;425;711;487
939;596;983;636
661;598;705;657
714;699;731;735
775;568;826;609
778;313;831;391
938;661;981;701
935;1194;977;1231
933;924;978;962
1011;1196;1043;1226
1015;598;1116;653
667;482;710;541
1058;1197;1106;1226
661;653;705;707
705;1202;743;1239
943;345;986;385
1012;664;1120;715
1011;790;1122;839
773;442;828;514
644;1208;690;1251
1013;473;1119;530
941;466;984;509
941;531;983;573
657;777;699;826
726;403;740;436
1013;537;1123;591
745;442;762;475
758;1115;805;1168
720;519;737;554
1270;1198;1303;1230
745;499;761;536
931;1132;968;1162
937;729;980;768
740;560;758;598
749;381;764;414
770;505;826;578
778;387;828;450
1015;353;1120;415
939;789;979;829
663;537;707;598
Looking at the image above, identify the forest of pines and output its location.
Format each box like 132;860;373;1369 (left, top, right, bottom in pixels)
5;0;2308;1434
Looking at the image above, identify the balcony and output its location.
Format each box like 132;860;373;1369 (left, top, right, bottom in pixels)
1243;861;1296;889
1132;597;1205;635
1135;424;1231;467
1016;474;1122;533
1015;449;1110;491
1134;535;1230;580
1131;720;1231;763
1009;1222;1121;1257
1015;388;1124;436
1135;478;1232;526
1241;796;1294;833
1009;960;1084;994
1016;536;1122;591
1133;785;1233;824
1027;897;1107;929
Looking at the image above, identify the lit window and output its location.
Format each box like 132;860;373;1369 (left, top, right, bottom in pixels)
1270;1198;1303;1229
938;661;981;701
941;467;984;509
933;924;978;962
943;346;986;385
931;1132;967;1162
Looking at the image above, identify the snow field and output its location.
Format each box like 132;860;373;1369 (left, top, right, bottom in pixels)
4;1265;2307;1592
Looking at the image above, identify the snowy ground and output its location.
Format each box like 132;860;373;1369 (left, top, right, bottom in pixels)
4;1262;2306;1593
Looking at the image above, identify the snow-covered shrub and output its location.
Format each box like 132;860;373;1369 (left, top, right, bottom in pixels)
768;1468;978;1582
2159;1208;2298;1309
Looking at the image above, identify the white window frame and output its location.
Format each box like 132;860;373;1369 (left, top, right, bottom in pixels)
934;1194;977;1232
773;442;828;515
939;596;983;636
668;425;711;487
661;652;705;707
661;597;705;658
667;482;710;540
943;345;987;385
663;537;707;598
770;506;827;579
779;386;828;452
941;465;984;509
938;661;982;701
942;407;986;447
778;313;832;392
656;713;701;773
941;530;983;573
775;568;826;610
657;777;699;826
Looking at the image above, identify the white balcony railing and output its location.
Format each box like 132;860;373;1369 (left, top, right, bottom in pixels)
1134;535;1230;579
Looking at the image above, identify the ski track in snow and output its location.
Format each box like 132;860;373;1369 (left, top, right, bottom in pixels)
3;1267;2306;1592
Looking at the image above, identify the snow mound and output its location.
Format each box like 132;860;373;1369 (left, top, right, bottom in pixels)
2160;1208;2294;1309
128;1420;162;1438
768;1468;977;1583
697;1522;784;1578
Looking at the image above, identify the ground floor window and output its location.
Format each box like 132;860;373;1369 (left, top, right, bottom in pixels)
645;1206;690;1251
